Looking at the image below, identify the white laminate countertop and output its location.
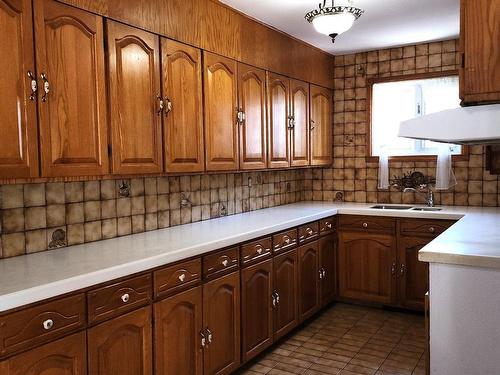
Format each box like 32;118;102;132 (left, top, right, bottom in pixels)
1;201;500;312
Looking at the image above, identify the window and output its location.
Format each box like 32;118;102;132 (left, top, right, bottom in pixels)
370;73;462;158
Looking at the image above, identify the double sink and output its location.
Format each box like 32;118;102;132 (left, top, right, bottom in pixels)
370;205;442;212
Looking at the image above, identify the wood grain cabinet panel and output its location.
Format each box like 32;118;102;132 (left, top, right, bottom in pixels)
272;229;298;255
162;38;204;173
107;20;163;174
154;258;201;299
298;221;319;244
88;306;153;375
460;0;500;104
203;246;240;280
290;79;310;167
0;332;87;375
338;231;397;305
238;63;267;170
241;237;272;267
204;52;239;171
310;85;332;166
298;241;320;322
154;286;203;375
267;72;290;168
339;215;396;234
0;0;39;178
203;271;241;375
400;219;455;238
319;217;336;236
241;259;273;362
319;234;336;306
34;0;108;177
273;249;298;340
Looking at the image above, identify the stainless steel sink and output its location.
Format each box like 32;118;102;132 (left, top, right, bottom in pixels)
370;205;413;210
410;207;442;212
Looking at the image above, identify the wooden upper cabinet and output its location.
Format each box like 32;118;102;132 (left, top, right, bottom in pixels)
338;231;397;305
238;63;267;170
88;306;152;375
0;0;39;179
298;241;320;322
107;20;163;174
0;332;86;375
154;286;203;375
460;0;500;104
273;249;298;340
204;52;239;171
203;271;240;375
267;72;290;168
290;79;310;167
34;0;108;177
310;85;332;166
162;38;204;173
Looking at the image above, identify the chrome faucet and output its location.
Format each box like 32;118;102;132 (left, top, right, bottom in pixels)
403;187;435;207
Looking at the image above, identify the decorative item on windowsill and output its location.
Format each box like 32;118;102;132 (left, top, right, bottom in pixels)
305;0;364;43
390;171;437;207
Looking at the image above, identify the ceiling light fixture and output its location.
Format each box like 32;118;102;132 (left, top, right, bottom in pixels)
305;0;364;43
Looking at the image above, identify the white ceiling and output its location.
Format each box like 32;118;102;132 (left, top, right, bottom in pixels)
220;0;460;55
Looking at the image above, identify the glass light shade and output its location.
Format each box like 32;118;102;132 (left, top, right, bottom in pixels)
311;12;356;36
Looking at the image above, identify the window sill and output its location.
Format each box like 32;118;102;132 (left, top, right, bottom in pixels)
366;153;469;163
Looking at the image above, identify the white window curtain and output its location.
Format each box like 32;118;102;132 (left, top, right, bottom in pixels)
435;143;457;190
378;146;390;190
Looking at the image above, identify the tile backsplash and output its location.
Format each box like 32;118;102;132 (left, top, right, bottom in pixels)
0;170;306;259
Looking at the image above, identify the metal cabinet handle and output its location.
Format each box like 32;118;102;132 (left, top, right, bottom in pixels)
206;328;213;344
200;331;206;347
236;109;245;125
40;73;49;102
275;292;280;305
272;293;277;307
391;262;396;276
28;71;37;101
287;116;295;129
400;264;406;277
322;269;326;278
362;222;368;228
326;222;332;229
43;319;54;330
165;98;172;115
221;259;229;267
121;293;130;303
319;269;323;280
178;273;186;282
306;228;313;235
429;226;435;233
310;119;316;130
157;95;165;115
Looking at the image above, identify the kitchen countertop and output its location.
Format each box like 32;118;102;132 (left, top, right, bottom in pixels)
1;201;499;312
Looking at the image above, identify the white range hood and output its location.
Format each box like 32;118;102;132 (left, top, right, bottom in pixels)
398;104;500;145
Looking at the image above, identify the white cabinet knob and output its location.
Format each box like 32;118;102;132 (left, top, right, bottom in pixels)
178;273;186;282
362;222;368;228
43;319;54;330
284;237;291;244
121;293;130;303
429;226;435;233
256;247;263;255
222;259;229;267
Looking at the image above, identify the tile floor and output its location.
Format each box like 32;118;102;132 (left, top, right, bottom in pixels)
239;303;426;375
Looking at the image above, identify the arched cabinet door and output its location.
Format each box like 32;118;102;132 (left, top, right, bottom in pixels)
298;241;320;321
107;20;163;174
0;332;86;375
204;52;239;171
273;248;298;340
267;72;290;168
238;63;267;170
162;38;204;173
310;84;333;166
88;307;153;375
0;0;39;178
34;0;108;177
290;79;310;167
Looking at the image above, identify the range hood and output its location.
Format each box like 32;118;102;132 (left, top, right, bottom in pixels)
398;104;500;145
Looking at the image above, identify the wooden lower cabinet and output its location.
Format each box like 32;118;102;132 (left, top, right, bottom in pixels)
241;259;273;362
338;231;397;305
203;271;241;375
398;236;430;310
88;306;152;375
0;332;86;375
298;241;320;322
154;286;203;375
273;249;299;340
319;234;336;306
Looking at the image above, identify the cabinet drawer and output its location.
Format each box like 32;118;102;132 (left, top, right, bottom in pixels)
339;215;396;234
154;258;201;299
241;237;272;267
203;247;240;279
88;274;151;325
273;229;298;254
319;217;336;236
298;222;319;243
400;219;455;238
0;294;85;357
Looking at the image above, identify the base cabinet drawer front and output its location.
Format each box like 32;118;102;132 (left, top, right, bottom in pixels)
319;234;336;306
273;249;299;341
339;215;396;234
203;271;241;375
272;229;298;254
88;306;152;375
241;237;272;267
88;274;152;324
241;260;273;362
154;258;201;299
298;241;320;322
154;286;203;375
400;219;455;238
0;294;85;357
0;332;87;375
319;217;336;236
338;231;397;305
203;247;240;280
298;222;319;244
